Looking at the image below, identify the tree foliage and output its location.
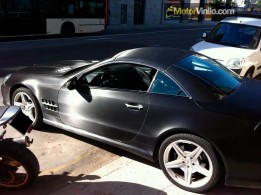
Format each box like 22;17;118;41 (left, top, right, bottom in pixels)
257;0;261;7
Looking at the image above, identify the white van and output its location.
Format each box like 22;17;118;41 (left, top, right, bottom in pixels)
191;16;261;78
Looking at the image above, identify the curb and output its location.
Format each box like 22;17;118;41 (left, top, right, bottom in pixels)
0;21;218;42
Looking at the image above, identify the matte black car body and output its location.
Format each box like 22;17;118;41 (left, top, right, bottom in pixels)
1;48;261;190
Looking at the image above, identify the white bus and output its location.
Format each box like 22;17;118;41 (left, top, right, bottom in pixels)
0;0;107;36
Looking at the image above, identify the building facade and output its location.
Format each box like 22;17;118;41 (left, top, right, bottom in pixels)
108;0;163;26
107;0;208;26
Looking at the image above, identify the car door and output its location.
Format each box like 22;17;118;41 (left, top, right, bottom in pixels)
58;63;156;142
135;71;199;143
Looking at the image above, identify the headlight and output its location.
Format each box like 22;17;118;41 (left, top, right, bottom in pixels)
3;74;11;83
226;58;245;69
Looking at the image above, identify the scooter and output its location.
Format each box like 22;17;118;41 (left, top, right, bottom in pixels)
0;106;39;189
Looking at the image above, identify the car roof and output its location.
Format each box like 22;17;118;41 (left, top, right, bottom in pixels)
112;47;193;70
221;16;261;27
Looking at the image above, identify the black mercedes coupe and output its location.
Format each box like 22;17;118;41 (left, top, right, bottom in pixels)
1;47;261;193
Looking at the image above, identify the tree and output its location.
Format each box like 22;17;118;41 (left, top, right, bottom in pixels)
257;0;261;7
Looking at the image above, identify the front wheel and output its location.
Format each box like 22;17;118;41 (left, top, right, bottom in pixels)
244;67;255;78
0;140;40;189
12;87;42;128
159;134;221;193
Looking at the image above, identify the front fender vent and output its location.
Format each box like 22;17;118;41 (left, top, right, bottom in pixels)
42;99;58;112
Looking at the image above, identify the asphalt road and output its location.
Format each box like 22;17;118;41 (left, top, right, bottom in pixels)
0;24;213;77
1;23;261;194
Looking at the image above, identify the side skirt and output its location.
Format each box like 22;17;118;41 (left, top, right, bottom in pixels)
226;179;261;189
43;119;154;161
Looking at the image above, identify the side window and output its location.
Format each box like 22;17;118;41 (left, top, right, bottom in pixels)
150;72;187;97
79;64;156;91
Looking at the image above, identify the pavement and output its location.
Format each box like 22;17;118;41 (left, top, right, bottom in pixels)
53;157;261;195
51;157;193;195
13;155;261;195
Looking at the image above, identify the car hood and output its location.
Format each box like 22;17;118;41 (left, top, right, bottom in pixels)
17;60;98;76
192;41;254;65
198;78;261;121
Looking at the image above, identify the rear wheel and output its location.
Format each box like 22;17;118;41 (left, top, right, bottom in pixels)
61;22;75;36
0;140;39;189
159;134;221;193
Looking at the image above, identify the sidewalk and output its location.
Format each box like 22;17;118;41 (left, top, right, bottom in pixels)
45;156;261;195
107;20;218;30
50;157;197;195
104;20;218;35
0;21;218;42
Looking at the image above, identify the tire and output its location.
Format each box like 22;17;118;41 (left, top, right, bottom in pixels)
159;134;221;193
244;68;254;78
0;140;40;189
12;87;43;128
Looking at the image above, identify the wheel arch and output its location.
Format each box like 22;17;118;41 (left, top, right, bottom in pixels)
10;84;43;127
61;21;75;35
244;65;255;77
153;128;227;177
9;84;41;110
9;84;33;103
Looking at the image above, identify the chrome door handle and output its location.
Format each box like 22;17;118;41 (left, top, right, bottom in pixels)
125;103;143;111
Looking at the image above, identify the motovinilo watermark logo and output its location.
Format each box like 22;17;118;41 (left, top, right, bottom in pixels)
166;5;235;19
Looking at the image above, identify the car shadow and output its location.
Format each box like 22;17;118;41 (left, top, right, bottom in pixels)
0;172;167;195
35;124;158;169
207;179;261;195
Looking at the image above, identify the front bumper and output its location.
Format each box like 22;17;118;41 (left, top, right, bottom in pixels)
1;83;11;105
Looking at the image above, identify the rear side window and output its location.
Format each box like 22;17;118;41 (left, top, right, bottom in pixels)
150;71;187;97
175;54;241;95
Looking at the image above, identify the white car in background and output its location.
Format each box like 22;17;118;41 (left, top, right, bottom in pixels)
191;16;261;78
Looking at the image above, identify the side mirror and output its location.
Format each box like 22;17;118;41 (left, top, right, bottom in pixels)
66;77;78;90
202;32;208;39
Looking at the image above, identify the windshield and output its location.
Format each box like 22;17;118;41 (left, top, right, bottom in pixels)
206;22;261;49
175;54;242;95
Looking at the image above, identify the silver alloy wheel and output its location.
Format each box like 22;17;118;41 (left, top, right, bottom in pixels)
163;139;213;189
13;92;36;122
